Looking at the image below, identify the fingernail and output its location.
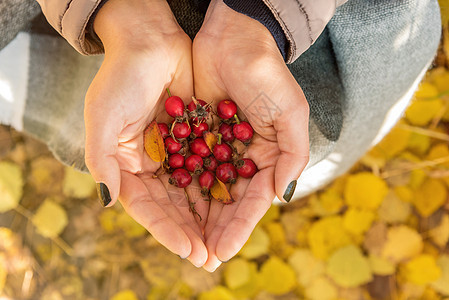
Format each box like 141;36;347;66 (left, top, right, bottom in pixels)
283;180;297;202
96;183;111;207
179;255;188;260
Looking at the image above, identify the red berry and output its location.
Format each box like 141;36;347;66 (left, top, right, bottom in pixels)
173;122;191;139
213;143;233;162
216;163;237;184
199;170;215;196
217;99;237;120
168;153;185;169
169;169;192;188
190;138;211;157
204;156;218;172
233;121;254;144
158;123;170;139
165;96;185;118
187;99;208;112
185;155;204;174
192;122;209;138
235;158;257;178
218;123;235;142
165;137;182;154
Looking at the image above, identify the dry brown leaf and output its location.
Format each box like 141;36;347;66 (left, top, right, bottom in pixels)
211;178;234;204
203;131;218;152
144;121;166;162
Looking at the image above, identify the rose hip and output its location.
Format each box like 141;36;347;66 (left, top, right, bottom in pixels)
165;96;185;118
168;153;185;169
169;169;192;188
217;99;237;120
199;170;215;196
235;158;257;178
216;163;237;184
158;123;170;139
187;99;208;112
188;99;210;124
173;122;191;139
165;137;182;154
204;156;218;172
233;121;254;144
213;143;233;162
218;123;235;143
192;122;209;138
185;155;204;174
190;138;211;157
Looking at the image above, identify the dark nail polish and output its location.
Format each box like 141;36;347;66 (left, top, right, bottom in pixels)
96;183;111;207
283;180;297;202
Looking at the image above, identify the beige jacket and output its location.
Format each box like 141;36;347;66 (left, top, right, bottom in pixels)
36;0;348;62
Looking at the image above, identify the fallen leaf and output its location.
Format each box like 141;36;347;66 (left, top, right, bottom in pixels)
369;254;396;276
62;167;95;198
203;131;217;152
429;214;449;248
0;161;23;213
378;190;411;224
413;178;447;217
111;290;138;300
198;286;234;300
344;172;388;210
144;121;166;162
32;199;68;238
381;225;423;263
363;221;388;256
259;256;296;295
239;226;270;259
400;254;442;285
288;249;325;286
431;255;449;295
326;245;373;288
223;258;251;289
210;178;234;204
343;208;375;236
304;276;337;300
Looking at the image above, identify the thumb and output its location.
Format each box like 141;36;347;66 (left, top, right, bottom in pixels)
84;98;122;208
273;85;310;203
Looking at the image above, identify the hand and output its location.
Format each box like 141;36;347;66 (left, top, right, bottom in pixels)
84;0;208;266
193;0;310;271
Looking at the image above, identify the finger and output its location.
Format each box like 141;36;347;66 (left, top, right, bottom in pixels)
215;167;275;262
273;84;309;202
202;199;225;272
119;171;192;258
169;47;194;103
85;95;123;208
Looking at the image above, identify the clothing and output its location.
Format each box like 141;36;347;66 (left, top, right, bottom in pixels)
0;0;441;199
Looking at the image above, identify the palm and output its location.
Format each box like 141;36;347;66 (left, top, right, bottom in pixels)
85;34;209;266
192;0;309;271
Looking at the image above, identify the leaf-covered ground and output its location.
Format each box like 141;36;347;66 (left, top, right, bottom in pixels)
1;6;449;300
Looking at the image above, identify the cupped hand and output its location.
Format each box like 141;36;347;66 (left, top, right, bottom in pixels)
192;0;310;271
84;0;208;266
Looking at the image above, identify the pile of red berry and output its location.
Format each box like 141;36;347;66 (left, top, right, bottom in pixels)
146;91;258;203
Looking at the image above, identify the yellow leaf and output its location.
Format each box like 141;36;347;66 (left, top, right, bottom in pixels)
407;132;431;155
310;189;344;217
414;82;439;99
409;169;426;189
344;172;388;210
259;205;280;225
438;0;449;24
99;209;117;233
343;208;375;236
265;222;294;258
63;167;96;198
32;199;68;238
280;210;309;245
288;249;325;286
198;286;234;300
0;263;5;293
210;178;234;204
223;258;251;290
369;254;396;276
326;245;373;288
401;254;442;285
378;191;411;224
376;126;411;159
394;185;413;203
363;221;388;256
426;143;449;169
116;211;146;238
405;98;444;126
260;256;296;295
239;226;269;259
429;214;449;248
144;121;166;162
0;161;23;213
381;225;423;263
308;216;352;260
305;276;337;300
413;178;447;217
431;255;449;296
203;131;217;152
111;290;138;300
229;261;260;299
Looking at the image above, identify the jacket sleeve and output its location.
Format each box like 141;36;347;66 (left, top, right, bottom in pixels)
225;0;348;63
35;0;105;55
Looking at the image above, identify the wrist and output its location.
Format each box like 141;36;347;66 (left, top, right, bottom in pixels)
94;0;183;52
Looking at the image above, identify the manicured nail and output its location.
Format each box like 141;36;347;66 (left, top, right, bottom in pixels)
96;183;111;207
283;180;297;202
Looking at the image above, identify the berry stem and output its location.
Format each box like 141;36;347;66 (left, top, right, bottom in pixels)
217;133;222;145
234;114;240;124
166;88;172;97
191;96;199;106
